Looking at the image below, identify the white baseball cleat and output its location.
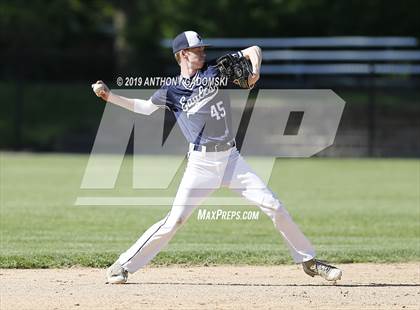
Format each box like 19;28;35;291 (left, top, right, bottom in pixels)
302;259;342;281
106;261;128;284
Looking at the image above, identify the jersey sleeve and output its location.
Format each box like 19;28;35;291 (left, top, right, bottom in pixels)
150;86;174;111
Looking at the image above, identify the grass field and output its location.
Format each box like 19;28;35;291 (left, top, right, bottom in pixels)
0;152;419;268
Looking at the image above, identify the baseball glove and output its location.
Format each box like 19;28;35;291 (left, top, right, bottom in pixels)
216;54;253;89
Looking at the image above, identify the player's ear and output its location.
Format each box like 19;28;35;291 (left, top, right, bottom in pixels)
181;49;188;60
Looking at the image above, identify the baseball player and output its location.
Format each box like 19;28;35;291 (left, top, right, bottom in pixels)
91;31;342;284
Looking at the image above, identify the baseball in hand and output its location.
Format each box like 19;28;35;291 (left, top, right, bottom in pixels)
91;82;104;95
91;81;109;100
92;83;103;94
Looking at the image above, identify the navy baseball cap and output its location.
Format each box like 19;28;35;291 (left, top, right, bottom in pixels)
172;31;211;54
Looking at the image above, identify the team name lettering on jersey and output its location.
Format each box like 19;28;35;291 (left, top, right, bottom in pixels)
180;85;219;116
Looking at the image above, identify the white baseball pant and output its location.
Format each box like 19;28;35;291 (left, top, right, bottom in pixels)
118;146;315;273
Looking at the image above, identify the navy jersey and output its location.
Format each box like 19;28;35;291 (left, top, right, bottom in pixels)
151;53;243;145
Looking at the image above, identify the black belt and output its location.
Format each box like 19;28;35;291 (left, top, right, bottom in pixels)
192;140;236;152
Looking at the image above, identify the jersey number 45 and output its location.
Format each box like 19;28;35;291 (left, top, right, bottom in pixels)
210;101;226;120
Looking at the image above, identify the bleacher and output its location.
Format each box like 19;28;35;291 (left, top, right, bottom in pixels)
162;36;420;77
161;37;420;157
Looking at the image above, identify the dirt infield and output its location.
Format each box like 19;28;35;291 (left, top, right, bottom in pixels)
1;263;419;309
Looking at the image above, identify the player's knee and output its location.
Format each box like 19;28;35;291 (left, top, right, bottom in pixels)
261;194;282;210
159;214;186;236
166;215;186;230
262;194;290;218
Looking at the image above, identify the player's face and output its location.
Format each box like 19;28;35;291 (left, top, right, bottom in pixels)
185;46;206;69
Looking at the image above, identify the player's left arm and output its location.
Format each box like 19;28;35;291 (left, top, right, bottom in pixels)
241;46;262;86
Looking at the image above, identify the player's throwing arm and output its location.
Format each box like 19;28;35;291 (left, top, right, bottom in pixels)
91;80;158;115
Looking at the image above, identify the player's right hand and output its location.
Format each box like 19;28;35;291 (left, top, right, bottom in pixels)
91;80;110;101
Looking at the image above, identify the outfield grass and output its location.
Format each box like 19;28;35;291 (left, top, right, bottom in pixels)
0;152;419;268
